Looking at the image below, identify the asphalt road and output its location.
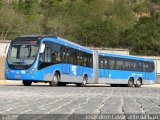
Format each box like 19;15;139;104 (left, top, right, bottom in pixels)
0;84;160;120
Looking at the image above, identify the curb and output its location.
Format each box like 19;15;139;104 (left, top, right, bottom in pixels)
0;80;160;87
0;80;21;85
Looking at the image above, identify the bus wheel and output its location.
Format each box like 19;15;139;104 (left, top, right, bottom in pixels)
128;78;134;87
23;80;32;86
135;78;142;87
110;84;115;87
58;82;66;86
49;73;59;86
80;76;87;87
110;84;118;87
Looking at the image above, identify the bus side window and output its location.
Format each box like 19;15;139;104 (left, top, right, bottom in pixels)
124;60;130;71
52;51;61;63
44;47;52;62
130;61;135;71
99;56;104;69
149;62;155;72
84;53;92;67
104;57;108;69
77;51;83;66
109;58;116;70
100;60;104;69
61;46;69;63
136;61;143;72
144;62;155;72
89;54;93;68
70;48;77;65
83;53;87;67
116;59;124;70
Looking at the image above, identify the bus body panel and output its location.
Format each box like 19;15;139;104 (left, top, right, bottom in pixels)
5;35;155;86
98;69;155;85
5;36;93;84
98;52;156;85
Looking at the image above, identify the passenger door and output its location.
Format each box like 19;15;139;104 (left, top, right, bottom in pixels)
62;46;70;74
99;56;109;78
143;62;150;80
77;51;83;76
104;57;109;78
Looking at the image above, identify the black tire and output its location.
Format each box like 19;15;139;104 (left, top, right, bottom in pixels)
135;78;142;87
119;84;128;87
58;82;66;86
128;78;134;87
23;80;32;86
110;84;119;87
79;76;87;87
110;84;115;87
49;73;59;87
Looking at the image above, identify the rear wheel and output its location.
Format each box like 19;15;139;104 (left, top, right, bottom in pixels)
135;78;142;87
128;78;134;87
23;80;32;86
49;73;59;86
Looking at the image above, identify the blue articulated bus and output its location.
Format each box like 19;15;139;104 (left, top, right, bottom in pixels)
5;35;155;87
97;52;155;87
5;35;93;86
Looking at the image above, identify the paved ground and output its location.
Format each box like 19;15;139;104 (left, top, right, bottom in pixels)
0;84;160;120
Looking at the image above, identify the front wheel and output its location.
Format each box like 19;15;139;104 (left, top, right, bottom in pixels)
49;73;59;87
23;80;32;86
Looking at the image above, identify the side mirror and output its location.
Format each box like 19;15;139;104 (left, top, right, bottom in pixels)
4;43;10;55
39;43;45;53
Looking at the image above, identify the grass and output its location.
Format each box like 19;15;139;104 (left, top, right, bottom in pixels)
0;56;5;80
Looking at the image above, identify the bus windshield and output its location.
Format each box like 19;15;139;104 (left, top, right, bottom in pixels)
7;44;39;68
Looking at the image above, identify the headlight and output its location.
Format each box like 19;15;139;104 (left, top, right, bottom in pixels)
28;68;35;74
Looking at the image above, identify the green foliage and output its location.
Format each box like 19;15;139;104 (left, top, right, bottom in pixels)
1;0;160;56
123;17;160;55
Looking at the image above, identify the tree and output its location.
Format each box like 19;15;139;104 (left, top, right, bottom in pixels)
123;17;160;55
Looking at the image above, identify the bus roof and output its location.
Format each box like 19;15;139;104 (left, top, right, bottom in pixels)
13;35;93;54
42;36;93;54
98;52;154;62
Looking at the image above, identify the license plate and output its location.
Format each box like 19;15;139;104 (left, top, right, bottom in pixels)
14;75;20;78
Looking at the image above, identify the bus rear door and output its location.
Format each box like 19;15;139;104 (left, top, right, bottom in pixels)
77;51;83;76
99;56;109;78
143;62;149;80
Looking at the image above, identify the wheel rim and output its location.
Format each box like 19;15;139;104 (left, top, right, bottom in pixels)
53;76;58;82
83;79;86;85
128;79;133;87
81;77;87;87
136;80;141;86
53;75;58;85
